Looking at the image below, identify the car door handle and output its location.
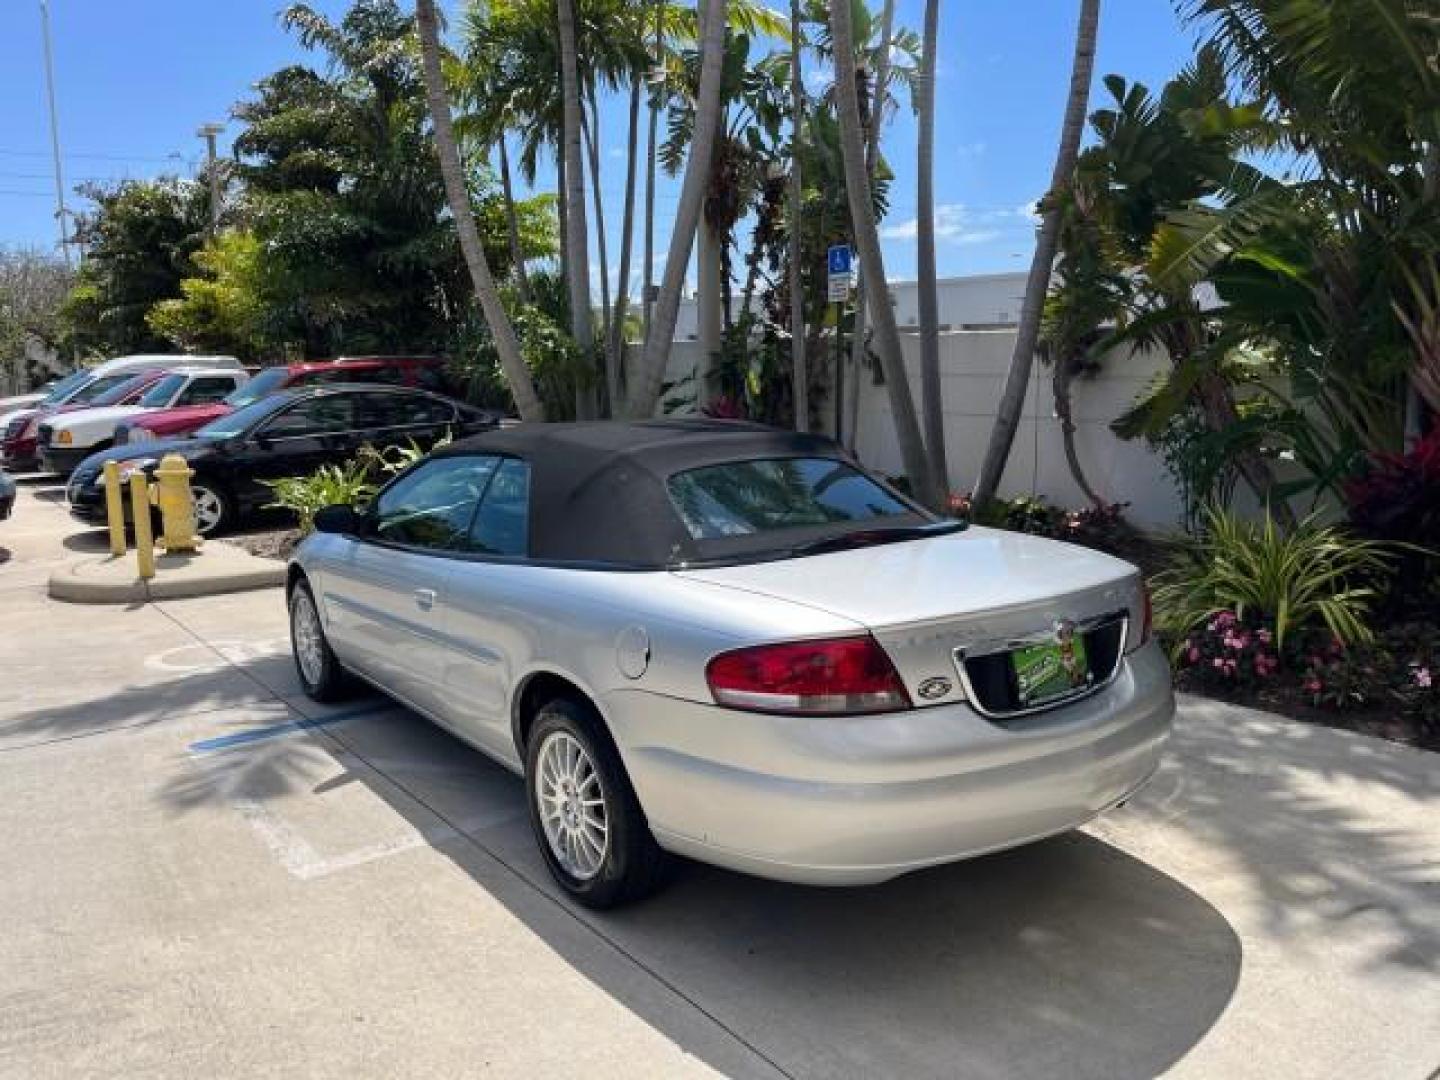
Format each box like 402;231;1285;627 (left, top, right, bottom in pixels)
413;588;437;611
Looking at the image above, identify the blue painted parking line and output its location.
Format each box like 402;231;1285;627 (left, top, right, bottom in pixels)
189;702;396;754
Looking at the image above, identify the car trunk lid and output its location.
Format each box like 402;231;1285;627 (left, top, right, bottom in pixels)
674;526;1146;717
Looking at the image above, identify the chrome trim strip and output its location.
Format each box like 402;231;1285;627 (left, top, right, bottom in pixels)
953;612;1129;722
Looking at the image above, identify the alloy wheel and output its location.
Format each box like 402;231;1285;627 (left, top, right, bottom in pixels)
534;730;609;880
191;484;224;535
291;590;325;688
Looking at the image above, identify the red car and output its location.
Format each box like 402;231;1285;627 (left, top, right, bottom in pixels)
1;370;169;471
115;356;450;445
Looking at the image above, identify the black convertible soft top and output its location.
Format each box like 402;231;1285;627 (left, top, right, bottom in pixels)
434;418;926;568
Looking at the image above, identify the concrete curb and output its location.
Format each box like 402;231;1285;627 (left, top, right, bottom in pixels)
47;546;286;604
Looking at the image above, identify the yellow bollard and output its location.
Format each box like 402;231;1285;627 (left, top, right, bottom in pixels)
129;472;155;581
153;453;201;553
102;460;126;557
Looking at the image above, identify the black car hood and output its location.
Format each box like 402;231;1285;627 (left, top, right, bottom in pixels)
76;436;223;475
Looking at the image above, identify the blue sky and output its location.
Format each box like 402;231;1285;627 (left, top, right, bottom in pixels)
0;1;1197;287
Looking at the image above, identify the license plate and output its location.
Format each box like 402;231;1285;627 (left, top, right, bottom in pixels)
1011;638;1092;707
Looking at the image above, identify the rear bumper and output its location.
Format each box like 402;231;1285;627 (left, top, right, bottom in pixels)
602;641;1174;885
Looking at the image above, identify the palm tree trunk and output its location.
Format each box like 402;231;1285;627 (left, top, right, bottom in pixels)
497;137;531;305
1053;360;1104;507
642;0;662;346
557;0;596;419
973;0;1099;506
414;0;544;422
916;0;947;493
830;0;937;507
787;0;808;432
627;0;728;419
607;77;643;407
582;90;613;383
845;0;894;455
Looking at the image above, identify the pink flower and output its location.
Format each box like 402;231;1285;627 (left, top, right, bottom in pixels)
1257;628;1273;646
1212;658;1226;670
1304;677;1323;694
1188;647;1201;664
1415;667;1434;690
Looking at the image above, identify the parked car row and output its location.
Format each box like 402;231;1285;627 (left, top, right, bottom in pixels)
2;355;452;478
1;355;242;472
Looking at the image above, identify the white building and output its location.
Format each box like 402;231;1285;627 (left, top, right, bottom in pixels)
671;271;1028;340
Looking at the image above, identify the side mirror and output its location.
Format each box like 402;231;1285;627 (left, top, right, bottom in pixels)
313;504;363;535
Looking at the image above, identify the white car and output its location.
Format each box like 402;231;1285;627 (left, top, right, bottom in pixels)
39;367;249;475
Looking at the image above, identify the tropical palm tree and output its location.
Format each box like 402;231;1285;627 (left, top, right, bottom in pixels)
414;0;545;421
627;0;730;419
829;0;938;507
974;0;1100;508
915;0;946;491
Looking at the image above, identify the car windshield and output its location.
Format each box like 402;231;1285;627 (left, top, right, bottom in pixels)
666;457;922;541
224;367;288;408
41;370;92;404
70;374;138;404
137;374;188;407
194;393;290;439
90;374;157;406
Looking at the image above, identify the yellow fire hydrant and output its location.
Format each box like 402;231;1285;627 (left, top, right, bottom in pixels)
152;453;202;554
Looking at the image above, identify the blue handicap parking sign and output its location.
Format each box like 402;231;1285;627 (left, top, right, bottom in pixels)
827;245;853;275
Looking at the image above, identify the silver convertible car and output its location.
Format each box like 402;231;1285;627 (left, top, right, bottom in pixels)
288;420;1173;907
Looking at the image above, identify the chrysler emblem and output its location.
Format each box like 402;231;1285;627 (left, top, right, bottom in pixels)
917;677;952;700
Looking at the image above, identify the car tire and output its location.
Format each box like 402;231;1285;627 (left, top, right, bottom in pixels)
190;476;234;537
288;579;350;702
525;697;668;909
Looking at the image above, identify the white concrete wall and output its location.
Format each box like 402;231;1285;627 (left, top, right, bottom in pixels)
653;329;1183;530
850;330;1181;529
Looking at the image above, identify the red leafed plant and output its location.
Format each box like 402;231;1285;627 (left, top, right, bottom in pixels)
1344;428;1440;548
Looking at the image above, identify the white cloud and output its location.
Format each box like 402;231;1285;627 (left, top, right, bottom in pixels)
880;203;1028;245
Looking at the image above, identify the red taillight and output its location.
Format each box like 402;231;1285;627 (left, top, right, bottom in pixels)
706;635;912;716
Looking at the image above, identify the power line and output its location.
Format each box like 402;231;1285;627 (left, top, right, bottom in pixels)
0;147;186;164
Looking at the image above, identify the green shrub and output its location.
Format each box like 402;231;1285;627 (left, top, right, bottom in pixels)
359;434;450;478
264;458;377;535
1152;507;1394;650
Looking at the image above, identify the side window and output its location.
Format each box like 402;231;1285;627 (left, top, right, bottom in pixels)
371;456;499;550
415;366;445;391
467;457;530;557
361;392;454;430
371;365;406;385
176;376;241;406
260;395;355;438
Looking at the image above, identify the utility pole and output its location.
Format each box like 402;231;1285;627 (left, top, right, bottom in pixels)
38;0;70;266
197;122;224;235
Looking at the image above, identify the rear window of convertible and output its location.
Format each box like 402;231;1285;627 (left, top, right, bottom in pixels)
666;457;913;540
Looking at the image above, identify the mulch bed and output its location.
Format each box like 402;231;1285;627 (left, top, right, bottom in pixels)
221;527;302;562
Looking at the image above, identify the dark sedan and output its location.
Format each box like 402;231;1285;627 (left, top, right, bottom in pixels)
68;384;498;536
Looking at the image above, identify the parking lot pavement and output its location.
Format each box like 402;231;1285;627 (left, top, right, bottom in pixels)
2;477;1438;1079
